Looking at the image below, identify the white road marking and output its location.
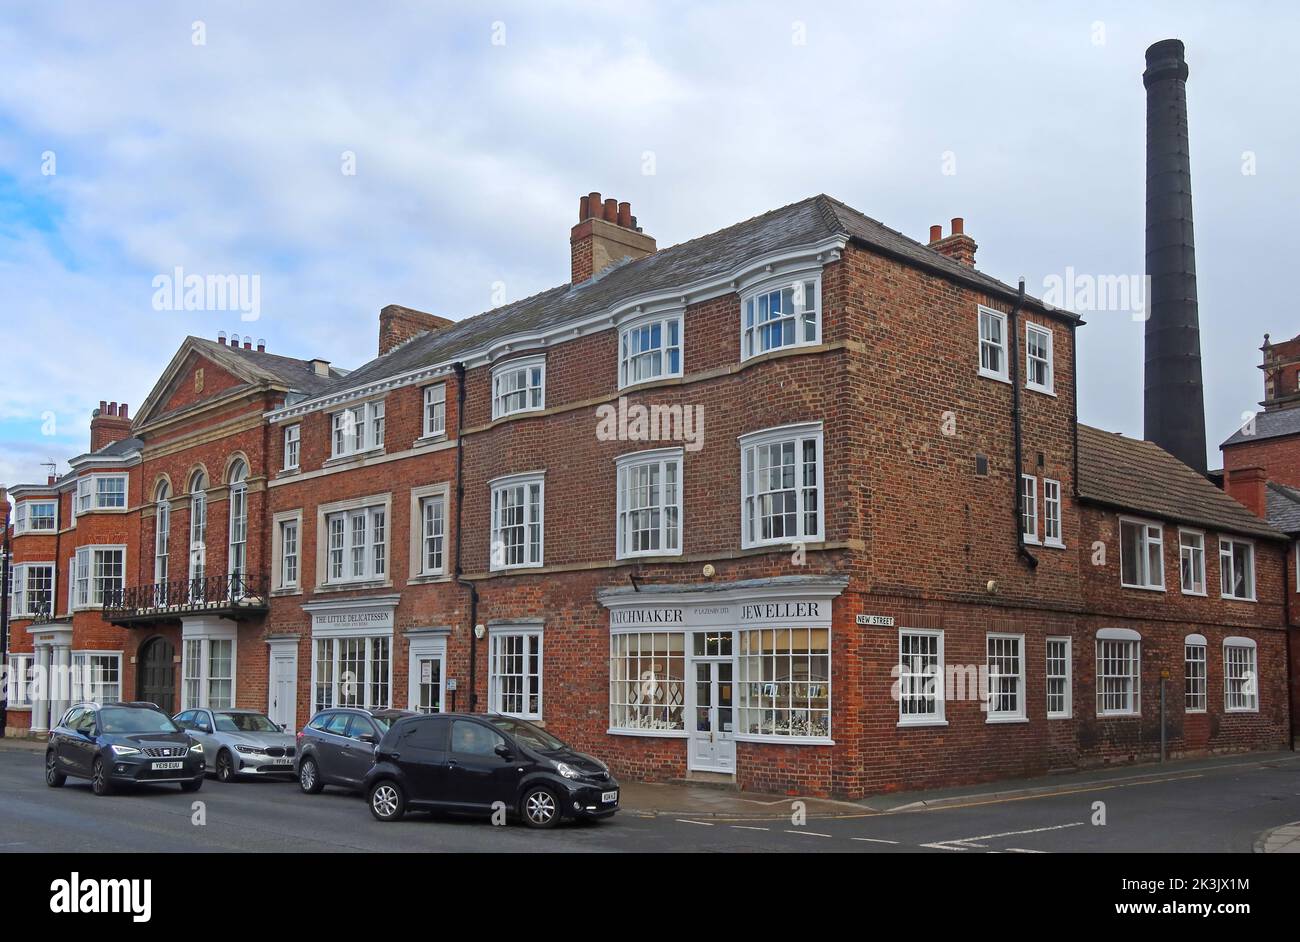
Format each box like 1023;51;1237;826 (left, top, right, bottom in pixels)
784;829;832;837
676;819;714;826
920;842;970;851
851;837;900;844
926;821;1083;851
1005;847;1047;853
729;825;770;831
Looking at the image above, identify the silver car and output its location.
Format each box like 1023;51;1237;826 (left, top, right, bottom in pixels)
173;708;297;782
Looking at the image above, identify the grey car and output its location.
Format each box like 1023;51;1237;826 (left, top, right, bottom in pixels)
173;708;297;782
296;707;412;794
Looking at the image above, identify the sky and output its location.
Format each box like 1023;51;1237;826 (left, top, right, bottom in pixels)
1;1;1297;486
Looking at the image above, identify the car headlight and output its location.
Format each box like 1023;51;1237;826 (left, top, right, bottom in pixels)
234;744;265;755
188;742;204;754
110;744;141;757
555;762;582;780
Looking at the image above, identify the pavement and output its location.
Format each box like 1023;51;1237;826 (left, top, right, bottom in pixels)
3;738;1298;852
1255;821;1300;853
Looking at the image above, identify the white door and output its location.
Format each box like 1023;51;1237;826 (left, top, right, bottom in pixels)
689;660;736;773
269;654;297;731
413;655;444;713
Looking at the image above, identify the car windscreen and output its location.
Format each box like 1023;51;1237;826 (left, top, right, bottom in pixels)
488;716;568;752
99;707;180;735
214;712;279;733
372;716;392;733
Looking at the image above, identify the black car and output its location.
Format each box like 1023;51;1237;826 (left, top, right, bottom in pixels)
45;702;205;796
295;707;413;794
363;713;619;828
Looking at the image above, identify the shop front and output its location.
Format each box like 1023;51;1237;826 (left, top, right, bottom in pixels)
598;575;848;779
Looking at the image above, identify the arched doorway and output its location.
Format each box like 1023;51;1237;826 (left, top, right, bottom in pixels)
137;636;176;712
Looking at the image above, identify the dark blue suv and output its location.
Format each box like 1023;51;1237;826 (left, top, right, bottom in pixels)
46;702;205;796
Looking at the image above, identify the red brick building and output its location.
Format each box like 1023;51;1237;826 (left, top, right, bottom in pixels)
4;193;1292;796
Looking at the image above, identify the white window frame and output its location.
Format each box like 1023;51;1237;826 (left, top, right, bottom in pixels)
985;633;1027;722
1119;516;1165;591
422;384;447;438
488;627;543;720
615;448;683;559
155;496;170;587
1024;322;1054;394
71;545;126;610
411;485;448;578
182;635;237;710
978;306;1009;382
1046;636;1072;719
323;506;387;585
608;629;688;735
311;633;393;714
1184;634;1207;714
330;400;385;459
9;562;55;618
1219;538;1256;601
1095;628;1141;717
14;499;57;534
491;355;546;420
72;651;123;703
1042;478;1064;547
740;273;821;361
76;474;128;515
228;463;248;583
489;473;545;571
737;625;832;742
283;424;301;471
739;422;825;549
619;311;684;388
272;510;303;590
1179;529;1207;596
1223;637;1258;713
1020;475;1039;544
897;628;946;726
7;653;34;707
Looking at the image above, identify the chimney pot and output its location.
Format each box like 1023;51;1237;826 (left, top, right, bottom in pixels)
604;198;618;222
579;195;590;220
929;224;943;243
47;474;56;486
217;330;227;345
257;339;266;352
108;402;118;416
120;404;129;419
243;339;252;349
617;201;632;227
950;217;964;236
99;400;107;413
587;192;602;219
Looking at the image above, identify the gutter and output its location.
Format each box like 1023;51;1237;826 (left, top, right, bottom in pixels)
451;362;479;712
1008;278;1038;569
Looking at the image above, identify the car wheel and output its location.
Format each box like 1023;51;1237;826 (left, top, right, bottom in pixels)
45;752;66;788
180;776;203;793
298;757;323;794
520;786;560;829
368;781;405;822
91;758;114;796
215;750;235;783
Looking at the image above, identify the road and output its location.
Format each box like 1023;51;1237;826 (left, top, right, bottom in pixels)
1;747;1297;852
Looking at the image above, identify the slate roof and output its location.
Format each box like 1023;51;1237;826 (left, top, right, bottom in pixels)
1221;407;1300;447
319;194;1077;399
187;338;346;397
1265;481;1300;535
1077;424;1284;540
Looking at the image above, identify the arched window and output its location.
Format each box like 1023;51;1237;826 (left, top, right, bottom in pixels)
189;470;208;597
154;480;171;592
227;460;248;590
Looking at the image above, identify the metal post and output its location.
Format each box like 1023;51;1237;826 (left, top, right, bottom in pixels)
1159;672;1168;763
1;506;10;737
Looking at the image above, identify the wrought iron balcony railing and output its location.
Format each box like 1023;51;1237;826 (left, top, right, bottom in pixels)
102;572;269;624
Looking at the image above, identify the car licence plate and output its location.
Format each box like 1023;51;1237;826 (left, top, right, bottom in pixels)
152;761;183;771
601;790;618;804
269;759;292;766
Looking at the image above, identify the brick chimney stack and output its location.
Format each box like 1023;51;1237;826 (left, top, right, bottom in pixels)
1224;465;1269;519
570;191;657;284
378;304;456;356
928;217;978;267
90;400;132;452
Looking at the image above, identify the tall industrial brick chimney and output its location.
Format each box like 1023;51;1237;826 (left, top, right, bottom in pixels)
1143;39;1207;475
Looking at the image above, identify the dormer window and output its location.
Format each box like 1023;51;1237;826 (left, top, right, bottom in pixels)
741;277;820;361
14;500;57;534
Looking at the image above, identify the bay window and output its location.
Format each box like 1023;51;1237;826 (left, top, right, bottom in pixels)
6;654;34;707
738;627;830;740
14;500;56;534
1119;518;1164;590
619;313;683;387
740;423;823;548
1223;638;1258;712
616;449;682;559
8;563;54;618
609;631;686;732
72;546;125;609
491;355;545;419
490;474;544;570
489;629;542;719
1219;538;1255;600
741;276;819;360
183;636;234;709
76;474;127;515
72;652;121;703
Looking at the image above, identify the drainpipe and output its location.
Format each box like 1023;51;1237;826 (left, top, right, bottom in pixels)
1;513;9;737
1070;320;1080;499
1008;279;1038;568
451;363;479;712
1285;538;1296;752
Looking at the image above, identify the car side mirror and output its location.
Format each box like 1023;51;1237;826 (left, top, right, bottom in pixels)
494;743;514;760
359;734;379;745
